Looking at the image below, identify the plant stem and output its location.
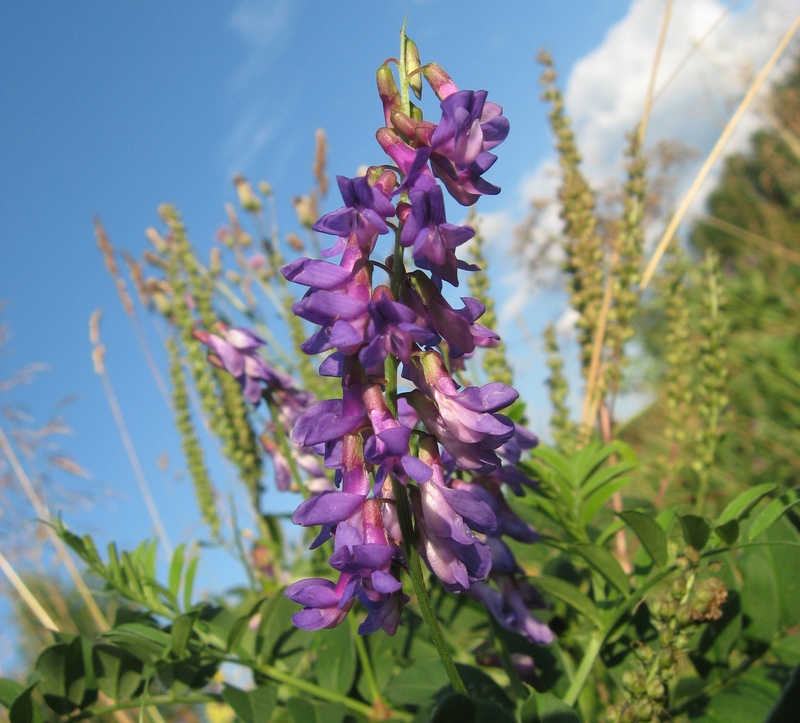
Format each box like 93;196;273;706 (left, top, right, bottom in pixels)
255;659;403;720
351;614;385;706
392;477;467;695
65;693;219;722
563;630;604;707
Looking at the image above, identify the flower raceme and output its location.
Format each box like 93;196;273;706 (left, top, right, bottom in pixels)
198;36;550;647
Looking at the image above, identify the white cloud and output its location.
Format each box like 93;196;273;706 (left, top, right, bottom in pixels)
512;0;797;294
228;0;295;90
565;0;795;182
496;0;796;422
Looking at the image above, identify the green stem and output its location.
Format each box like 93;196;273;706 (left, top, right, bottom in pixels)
351;613;385;706
488;615;529;700
254;659;405;720
65;694;219;722
392;477;467;696
563;630;604;707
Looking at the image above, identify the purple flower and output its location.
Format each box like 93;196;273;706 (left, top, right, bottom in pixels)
431;151;502;207
312;175;395;249
404;351;517;472
286;574;357;630
362;383;432;488
430;90;509;167
359;286;439;369
469;579;553;645
290;237;373;357
401;272;499;359
193;323;293;405
292;364;366;449
412;436;496;591
401;185;476;286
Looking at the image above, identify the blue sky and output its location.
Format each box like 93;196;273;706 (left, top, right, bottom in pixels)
0;0;795;662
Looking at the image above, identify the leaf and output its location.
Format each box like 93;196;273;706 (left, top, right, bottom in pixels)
717;483;777;525
765;661;800;723
183;554;199;612
93;644;143;701
430;693;474;723
580;476;635;525
715;519;740;546
533;575;603;628
573;543;630;595
740;549;780;643
314;619;355;695
385;660;449;706
35;638;87;715
748;491;800;542
222;684;277;723
0;679;25;710
519;690;580;722
168;543;185;603
170;611;198;659
104;622;171;664
285;696;317;723
679;514;711;551
255;590;297;664
455;664;514;712
619;510;668;568
8;682;46;723
580;458;637;499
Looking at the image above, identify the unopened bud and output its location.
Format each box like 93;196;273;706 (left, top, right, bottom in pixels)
233;175;262;212
145;227;168;253
376;63;401;127
404;37;422;99
209;247;222;276
422;62;458;100
646;679;665;701
292;195;317;227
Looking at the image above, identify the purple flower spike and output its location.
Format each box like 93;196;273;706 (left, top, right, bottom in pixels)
313;175;395;249
401;185;475;286
194;323;293;405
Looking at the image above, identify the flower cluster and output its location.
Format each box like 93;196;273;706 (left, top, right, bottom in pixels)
274;46;551;644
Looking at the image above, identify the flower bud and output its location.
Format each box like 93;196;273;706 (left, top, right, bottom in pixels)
671;577;687;600
233;175;262;212
422;62;458;100
376;63;401;127
404;37;423;99
646;679;665;701
633;700;653;721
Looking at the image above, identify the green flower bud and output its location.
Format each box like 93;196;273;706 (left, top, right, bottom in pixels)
646;679;665;701
404;37;422;99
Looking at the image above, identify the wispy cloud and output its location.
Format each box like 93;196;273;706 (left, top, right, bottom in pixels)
221;0;299;175
227;0;295;90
